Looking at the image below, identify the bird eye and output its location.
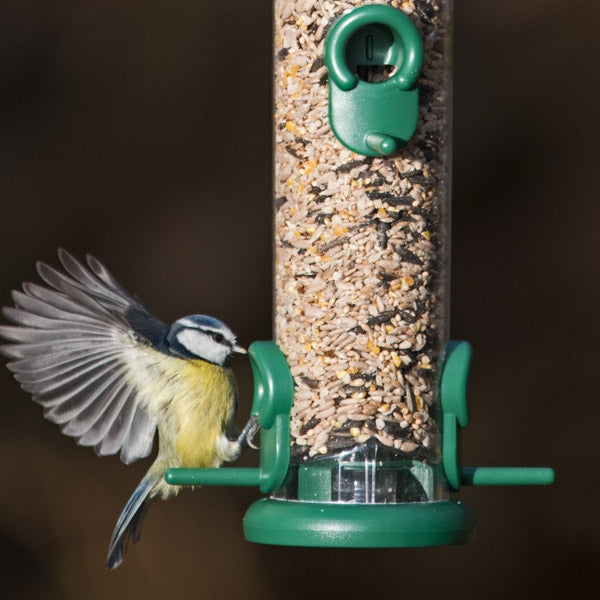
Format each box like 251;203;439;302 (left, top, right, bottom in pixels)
212;333;225;344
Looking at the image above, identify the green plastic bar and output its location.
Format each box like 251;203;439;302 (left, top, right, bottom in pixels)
165;467;261;487
461;467;555;486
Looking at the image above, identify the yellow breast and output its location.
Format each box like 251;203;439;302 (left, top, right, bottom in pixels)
171;359;237;468
123;344;238;469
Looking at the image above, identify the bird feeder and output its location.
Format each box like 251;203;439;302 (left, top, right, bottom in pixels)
166;0;553;547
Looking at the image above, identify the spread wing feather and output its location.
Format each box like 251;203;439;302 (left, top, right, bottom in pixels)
10;349;122;386
62;378;131;440
0;249;169;464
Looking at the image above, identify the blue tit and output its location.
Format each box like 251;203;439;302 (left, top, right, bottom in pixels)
0;249;257;570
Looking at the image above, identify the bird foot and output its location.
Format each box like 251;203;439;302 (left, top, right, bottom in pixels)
235;415;260;450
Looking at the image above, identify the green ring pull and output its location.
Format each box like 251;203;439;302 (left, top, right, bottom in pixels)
325;4;423;156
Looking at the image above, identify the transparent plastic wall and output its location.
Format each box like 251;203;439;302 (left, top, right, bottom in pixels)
274;0;452;504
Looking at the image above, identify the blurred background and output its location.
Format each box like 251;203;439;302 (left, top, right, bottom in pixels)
0;1;598;598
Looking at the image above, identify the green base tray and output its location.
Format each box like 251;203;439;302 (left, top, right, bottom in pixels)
243;498;475;548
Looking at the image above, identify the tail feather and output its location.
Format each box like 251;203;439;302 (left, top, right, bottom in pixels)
107;475;156;570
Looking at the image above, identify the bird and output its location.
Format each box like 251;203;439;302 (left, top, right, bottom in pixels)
0;249;258;569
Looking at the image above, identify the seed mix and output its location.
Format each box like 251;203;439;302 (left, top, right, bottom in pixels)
274;0;451;464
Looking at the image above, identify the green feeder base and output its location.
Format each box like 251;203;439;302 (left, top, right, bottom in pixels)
243;498;475;548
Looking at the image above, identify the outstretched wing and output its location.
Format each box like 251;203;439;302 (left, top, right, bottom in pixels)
0;249;169;464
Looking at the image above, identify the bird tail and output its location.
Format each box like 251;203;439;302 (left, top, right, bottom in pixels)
107;474;156;570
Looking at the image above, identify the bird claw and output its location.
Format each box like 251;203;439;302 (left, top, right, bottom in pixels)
246;434;260;451
236;415;260;450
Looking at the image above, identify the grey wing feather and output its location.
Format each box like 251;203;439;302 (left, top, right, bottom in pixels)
43;249;166;342
0;250;169;464
39;250;142;314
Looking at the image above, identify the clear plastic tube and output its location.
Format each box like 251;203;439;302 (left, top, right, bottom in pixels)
273;0;452;504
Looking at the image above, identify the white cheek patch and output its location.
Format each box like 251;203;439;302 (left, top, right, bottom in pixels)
176;329;213;358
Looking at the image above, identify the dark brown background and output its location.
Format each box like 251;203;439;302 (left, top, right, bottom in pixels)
1;1;598;598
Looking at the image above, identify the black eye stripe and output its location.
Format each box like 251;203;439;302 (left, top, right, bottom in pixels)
193;326;228;345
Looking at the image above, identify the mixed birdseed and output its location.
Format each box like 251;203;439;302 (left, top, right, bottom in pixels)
274;0;451;463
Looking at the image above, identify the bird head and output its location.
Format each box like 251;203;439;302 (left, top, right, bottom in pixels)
165;315;246;365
